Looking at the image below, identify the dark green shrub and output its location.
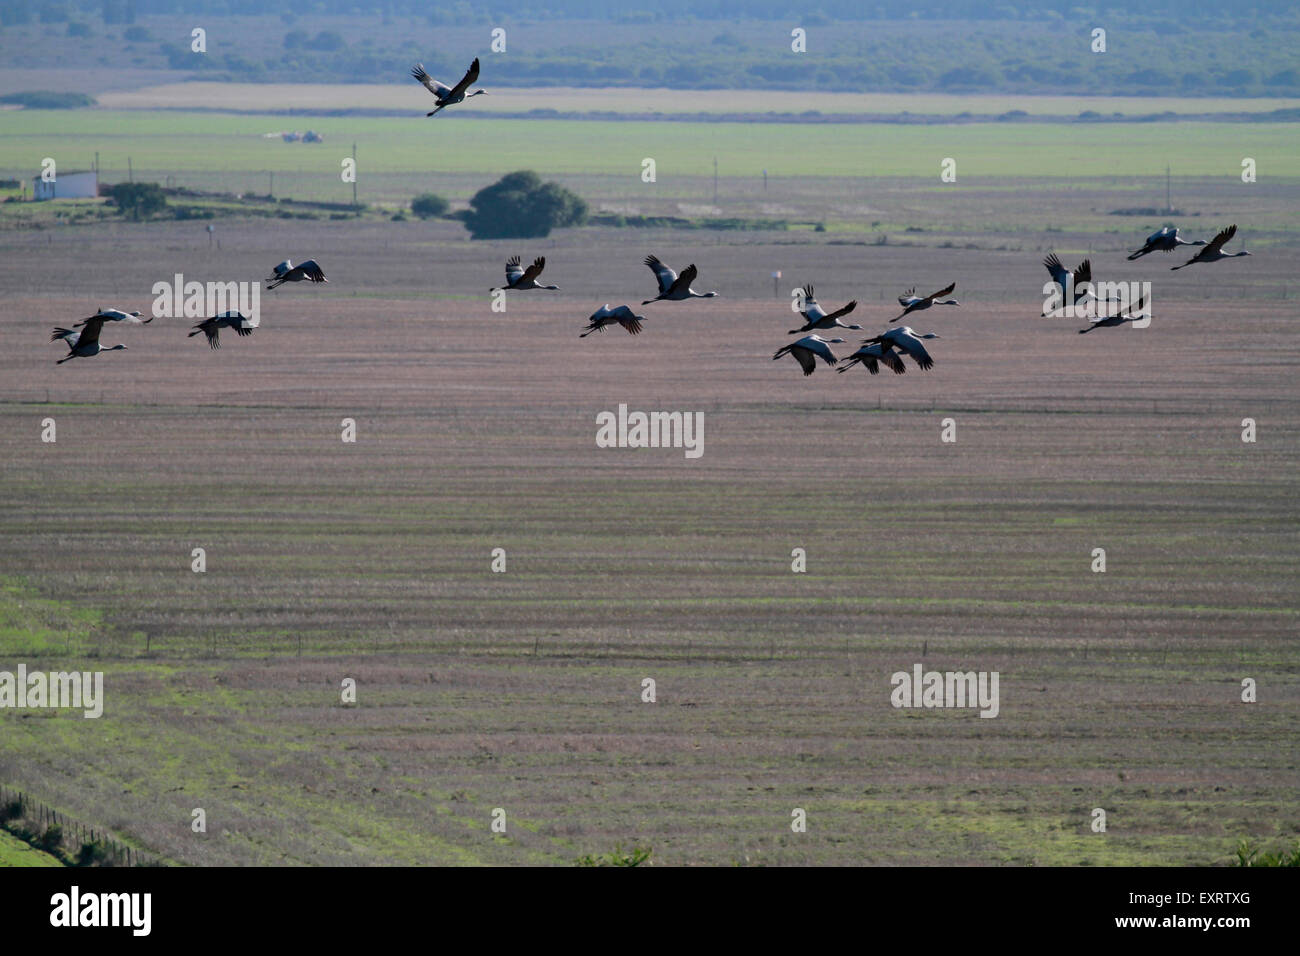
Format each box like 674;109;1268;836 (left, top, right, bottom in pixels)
461;171;587;240
411;193;449;219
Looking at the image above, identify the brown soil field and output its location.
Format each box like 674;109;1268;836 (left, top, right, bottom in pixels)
0;217;1297;865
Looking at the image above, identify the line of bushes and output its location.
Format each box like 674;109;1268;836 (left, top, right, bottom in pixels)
0;90;95;109
0;795;149;867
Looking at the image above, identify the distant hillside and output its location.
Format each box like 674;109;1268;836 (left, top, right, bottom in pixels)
1;6;1297;98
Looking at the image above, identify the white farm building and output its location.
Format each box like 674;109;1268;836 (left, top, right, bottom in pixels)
32;170;98;200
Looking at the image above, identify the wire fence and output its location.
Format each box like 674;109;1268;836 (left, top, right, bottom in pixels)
0;782;159;867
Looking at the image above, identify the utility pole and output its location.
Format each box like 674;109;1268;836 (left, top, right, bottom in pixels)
269;171;273;198
94;151;99;174
127;156;132;183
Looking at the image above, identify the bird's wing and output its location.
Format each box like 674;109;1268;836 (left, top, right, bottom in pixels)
619;314;643;335
791;346;817;376
411;64;451;97
197;320;220;349
51;327;78;345
234;311;260;330
448;58;480;99
1074;259;1092;287
926;282;956;301
668;263;699;296
824;299;857;321
803;296;827;321
273;259;292;276
298;259;327;282
644;255;677;293
504;256;523;284
881;347;907;375
896;333;934;369
78;316;105;346
898;287;918;306
805;338;837;365
1121;294;1146;318
1042;255;1068;288
1203;224;1236;256
519;257;546;285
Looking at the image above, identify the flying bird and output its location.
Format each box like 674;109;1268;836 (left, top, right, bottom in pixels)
772;335;843;376
862;327;940;371
789;285;860;333
51;316;127;364
267;258;327;289
411;58;487;117
893;282;958;322
837;341;907;376
1171;224;1251;270
1042;254;1092;315
492;256;558;292
641;255;718;304
74;307;150;327
1127;226;1207;260
188;311;260;349
1077;294;1147;334
581;304;645;337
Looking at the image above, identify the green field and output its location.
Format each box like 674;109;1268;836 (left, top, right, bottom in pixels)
2;111;1297;207
0;829;63;868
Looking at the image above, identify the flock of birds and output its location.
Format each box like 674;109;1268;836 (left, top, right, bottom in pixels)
48;222;1252;369
51;258;327;362
46;55;1255;371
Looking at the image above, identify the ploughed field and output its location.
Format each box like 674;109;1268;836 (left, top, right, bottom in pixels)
0;217;1296;865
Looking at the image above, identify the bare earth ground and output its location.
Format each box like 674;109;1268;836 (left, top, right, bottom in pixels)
0;217;1297;865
